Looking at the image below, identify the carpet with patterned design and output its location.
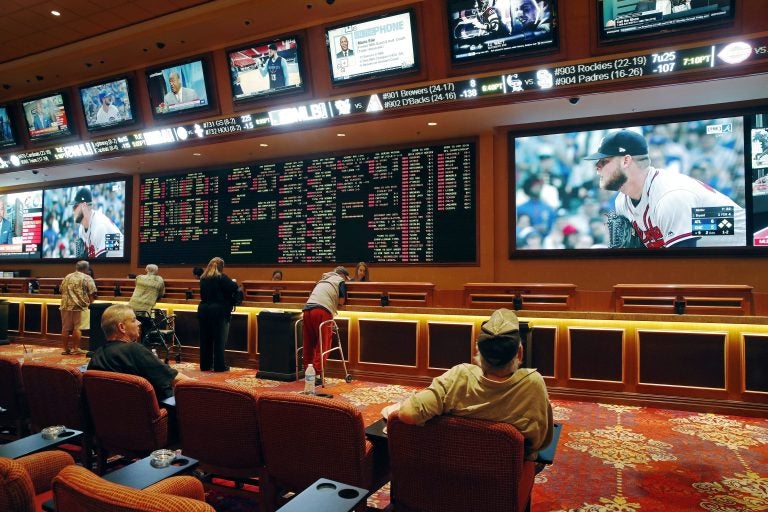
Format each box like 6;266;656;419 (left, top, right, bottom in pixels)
2;342;767;511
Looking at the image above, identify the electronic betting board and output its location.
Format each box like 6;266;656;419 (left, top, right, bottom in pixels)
138;141;476;265
1;36;766;171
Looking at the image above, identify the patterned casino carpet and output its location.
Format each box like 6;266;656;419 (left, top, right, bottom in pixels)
2;342;767;511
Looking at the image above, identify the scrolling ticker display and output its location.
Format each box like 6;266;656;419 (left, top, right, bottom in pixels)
138;142;476;265
0;37;766;171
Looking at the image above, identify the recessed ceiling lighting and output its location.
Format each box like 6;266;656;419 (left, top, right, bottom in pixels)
427;122;437;126
337;133;346;137
51;10;61;16
193;152;201;156
259;143;269;147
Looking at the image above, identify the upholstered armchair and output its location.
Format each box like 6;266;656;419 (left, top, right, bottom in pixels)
174;380;266;507
21;361;93;467
82;370;169;474
0;450;75;512
52;463;214;511
257;391;389;512
387;413;536;512
0;355;29;439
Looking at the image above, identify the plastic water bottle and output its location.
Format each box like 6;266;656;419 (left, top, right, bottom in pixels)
304;364;316;395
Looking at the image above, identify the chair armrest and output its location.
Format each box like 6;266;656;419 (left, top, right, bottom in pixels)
145;475;206;500
16;450;75;494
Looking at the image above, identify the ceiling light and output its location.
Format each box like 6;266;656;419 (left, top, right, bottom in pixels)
259;143;269;147
427;122;437;126
51;10;61;16
193;152;201;156
337;133;346;137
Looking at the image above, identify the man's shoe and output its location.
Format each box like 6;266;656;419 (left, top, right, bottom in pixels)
61;350;71;355
71;349;84;355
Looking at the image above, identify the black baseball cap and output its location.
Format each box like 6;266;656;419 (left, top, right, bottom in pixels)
72;188;92;205
583;130;648;160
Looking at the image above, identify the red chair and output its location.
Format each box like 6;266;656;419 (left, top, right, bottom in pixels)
82;370;169;474
0;355;28;439
174;380;266;508
0;450;75;512
20;361;93;467
53;463;214;511
387;413;535;512
257;391;389;512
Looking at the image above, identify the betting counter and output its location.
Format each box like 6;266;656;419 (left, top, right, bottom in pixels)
2;279;766;418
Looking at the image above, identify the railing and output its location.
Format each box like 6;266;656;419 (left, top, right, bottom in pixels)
463;283;577;311
613;284;754;315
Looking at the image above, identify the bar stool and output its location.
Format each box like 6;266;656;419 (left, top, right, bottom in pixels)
318;319;352;387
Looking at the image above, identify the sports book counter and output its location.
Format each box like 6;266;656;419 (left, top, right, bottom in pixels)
2;278;766;418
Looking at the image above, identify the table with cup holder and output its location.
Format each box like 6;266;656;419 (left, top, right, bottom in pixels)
0;428;83;459
276;478;369;512
102;451;199;489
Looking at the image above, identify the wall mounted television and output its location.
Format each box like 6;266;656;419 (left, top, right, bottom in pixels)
598;0;735;42
512;113;748;255
146;57;212;119
138;140;476;265
21;92;74;142
0;189;43;260
0;105;18;148
446;0;558;64
325;9;419;85
79;76;137;131
227;35;306;102
750;112;768;246
42;179;129;260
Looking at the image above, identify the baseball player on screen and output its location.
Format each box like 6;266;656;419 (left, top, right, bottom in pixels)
72;187;124;258
585;130;746;248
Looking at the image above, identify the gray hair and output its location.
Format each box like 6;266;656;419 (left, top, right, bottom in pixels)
101;304;135;339
146;264;159;275
76;260;90;272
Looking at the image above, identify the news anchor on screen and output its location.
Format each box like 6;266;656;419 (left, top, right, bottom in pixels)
163;71;199;106
72;188;124;258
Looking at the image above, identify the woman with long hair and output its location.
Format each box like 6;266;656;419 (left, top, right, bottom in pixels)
197;257;240;372
353;261;370;282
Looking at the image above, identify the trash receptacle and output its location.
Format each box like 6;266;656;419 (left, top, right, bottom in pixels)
256;310;302;381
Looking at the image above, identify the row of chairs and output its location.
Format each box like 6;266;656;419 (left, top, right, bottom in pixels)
1;355;540;512
0;356;389;511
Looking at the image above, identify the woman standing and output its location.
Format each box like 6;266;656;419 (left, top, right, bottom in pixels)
197;257;240;372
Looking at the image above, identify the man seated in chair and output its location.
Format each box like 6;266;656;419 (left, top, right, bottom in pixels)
88;304;190;399
385;308;554;464
128;263;166;340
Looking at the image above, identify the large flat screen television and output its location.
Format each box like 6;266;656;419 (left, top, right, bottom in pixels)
598;0;735;42
0;189;43;260
750;113;768;246
0;105;17;148
139;141;476;265
79;76;137;131
227;35;305;102
325;9;419;85
21;92;74;142
512;114;747;253
146;57;212;119
446;0;558;63
42;179;128;260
